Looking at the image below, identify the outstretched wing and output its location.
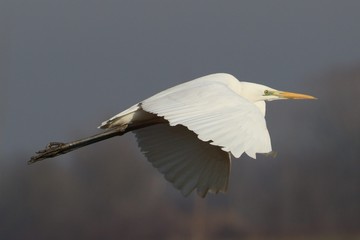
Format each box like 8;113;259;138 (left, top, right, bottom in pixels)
134;123;230;197
141;76;272;159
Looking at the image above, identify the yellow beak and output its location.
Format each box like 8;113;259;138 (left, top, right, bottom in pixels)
276;91;317;100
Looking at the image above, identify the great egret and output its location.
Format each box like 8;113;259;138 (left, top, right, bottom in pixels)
30;73;315;197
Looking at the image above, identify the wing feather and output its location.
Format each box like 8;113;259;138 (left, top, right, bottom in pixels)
134;123;230;197
141;75;272;158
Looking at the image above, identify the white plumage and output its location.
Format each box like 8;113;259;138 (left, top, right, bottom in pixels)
141;75;272;158
97;73;315;197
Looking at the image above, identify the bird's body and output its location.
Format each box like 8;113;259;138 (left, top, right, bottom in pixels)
30;73;315;197
101;73;274;157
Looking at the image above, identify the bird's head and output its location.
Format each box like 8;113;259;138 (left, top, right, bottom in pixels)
241;82;316;102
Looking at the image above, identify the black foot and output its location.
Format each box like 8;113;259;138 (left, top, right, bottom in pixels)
29;142;66;164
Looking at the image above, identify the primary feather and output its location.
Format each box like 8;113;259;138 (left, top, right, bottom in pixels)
134;124;230;197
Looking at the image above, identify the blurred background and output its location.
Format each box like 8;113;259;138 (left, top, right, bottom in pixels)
1;1;360;239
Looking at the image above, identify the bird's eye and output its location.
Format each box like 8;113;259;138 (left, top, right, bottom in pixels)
264;90;269;95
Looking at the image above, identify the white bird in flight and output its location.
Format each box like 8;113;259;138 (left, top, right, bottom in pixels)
30;73;316;197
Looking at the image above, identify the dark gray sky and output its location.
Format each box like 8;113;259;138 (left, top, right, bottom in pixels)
2;0;360;157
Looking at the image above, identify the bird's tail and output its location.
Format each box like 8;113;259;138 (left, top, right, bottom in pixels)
29;126;128;165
